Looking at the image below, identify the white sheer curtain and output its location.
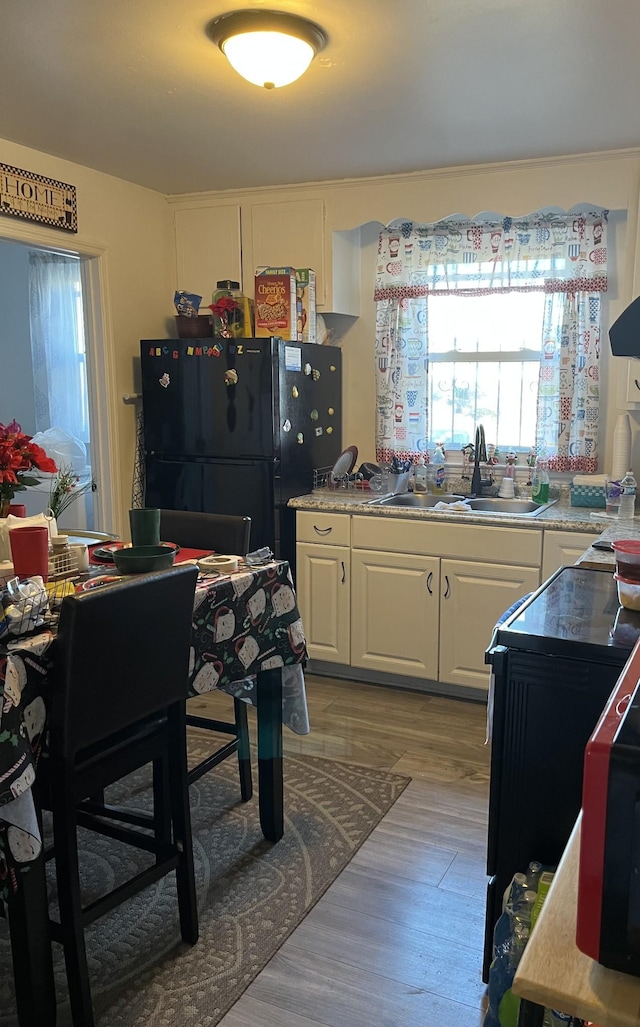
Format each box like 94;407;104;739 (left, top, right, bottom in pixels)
374;212;608;469
28;252;88;443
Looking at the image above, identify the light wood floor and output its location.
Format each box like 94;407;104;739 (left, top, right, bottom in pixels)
190;674;491;1027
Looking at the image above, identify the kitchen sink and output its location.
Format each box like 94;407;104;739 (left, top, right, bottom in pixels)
370;493;466;508
464;497;557;516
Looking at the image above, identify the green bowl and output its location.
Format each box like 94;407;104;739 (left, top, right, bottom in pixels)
113;545;176;574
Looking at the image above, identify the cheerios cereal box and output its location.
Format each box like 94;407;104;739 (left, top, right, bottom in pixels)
254;267;297;340
295;269;316;344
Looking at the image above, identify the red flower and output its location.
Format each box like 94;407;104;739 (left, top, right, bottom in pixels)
209;295;240;318
0;421;58;507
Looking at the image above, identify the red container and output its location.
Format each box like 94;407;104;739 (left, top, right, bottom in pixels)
9;525;49;581
7;504;26;517
612;539;640;582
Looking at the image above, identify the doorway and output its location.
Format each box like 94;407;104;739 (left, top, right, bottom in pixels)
0;226;118;534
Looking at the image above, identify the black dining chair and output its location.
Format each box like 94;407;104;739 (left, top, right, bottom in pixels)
35;564;199;1027
158;509;253;801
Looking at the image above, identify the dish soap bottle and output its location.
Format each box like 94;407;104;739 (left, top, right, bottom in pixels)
413;458;428;494
431;444;446;493
618;468;637;519
532;459;549;504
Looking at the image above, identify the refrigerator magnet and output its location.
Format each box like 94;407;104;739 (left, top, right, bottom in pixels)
224;369;238;386
312;368;320;381
328;407;334;415
159;373;170;388
285;346;302;372
304;363;311;376
315;427;323;436
326;426;333;434
282;419;291;432
310;409;319;421
291;385;299;398
297;433;304;444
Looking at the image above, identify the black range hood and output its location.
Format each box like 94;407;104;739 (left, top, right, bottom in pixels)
610;295;640;357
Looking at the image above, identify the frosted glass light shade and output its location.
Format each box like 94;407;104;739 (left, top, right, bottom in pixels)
209;10;327;90
223;30;314;88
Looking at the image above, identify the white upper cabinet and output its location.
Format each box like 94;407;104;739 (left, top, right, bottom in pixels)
248;198;326;303
174;205;242;308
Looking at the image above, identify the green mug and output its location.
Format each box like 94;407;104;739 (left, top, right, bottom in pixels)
129;508;161;547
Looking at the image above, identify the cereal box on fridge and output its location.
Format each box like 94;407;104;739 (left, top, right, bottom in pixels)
254;267;297;340
295;269;316;344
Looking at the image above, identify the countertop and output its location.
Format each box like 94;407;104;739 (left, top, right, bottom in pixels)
289;488;617;532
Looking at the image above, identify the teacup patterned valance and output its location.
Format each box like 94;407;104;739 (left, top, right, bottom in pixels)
373;211;608;300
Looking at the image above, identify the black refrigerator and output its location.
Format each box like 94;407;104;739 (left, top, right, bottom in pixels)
140;337;342;574
482;565;640;981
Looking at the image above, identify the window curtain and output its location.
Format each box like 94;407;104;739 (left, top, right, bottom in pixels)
29;251;87;442
374;212;608;468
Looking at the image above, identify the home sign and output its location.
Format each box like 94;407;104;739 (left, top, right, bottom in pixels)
0;162;77;233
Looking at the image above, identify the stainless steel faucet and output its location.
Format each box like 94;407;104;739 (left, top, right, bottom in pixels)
471;424;493;496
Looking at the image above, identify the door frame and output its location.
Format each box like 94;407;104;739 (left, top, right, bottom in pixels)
0;218;120;533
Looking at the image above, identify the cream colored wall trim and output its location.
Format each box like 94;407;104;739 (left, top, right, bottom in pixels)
0;219;119;538
166;147;640;205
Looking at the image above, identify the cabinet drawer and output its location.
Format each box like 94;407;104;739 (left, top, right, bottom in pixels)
297;510;350;546
352;515;542;566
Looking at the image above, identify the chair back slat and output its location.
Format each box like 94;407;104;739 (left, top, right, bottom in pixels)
159;510;251;556
50;564;198;758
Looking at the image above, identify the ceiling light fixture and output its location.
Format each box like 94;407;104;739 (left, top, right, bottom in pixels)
208;9;328;89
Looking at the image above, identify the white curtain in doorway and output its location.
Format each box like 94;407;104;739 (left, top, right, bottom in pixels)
29;252;88;443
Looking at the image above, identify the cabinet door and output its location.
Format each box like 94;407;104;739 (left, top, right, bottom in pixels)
626;360;640;405
351;549;439;680
174;205;242;305
439;559;540;692
541;529;599;582
250;198;326;304
296;543;349;664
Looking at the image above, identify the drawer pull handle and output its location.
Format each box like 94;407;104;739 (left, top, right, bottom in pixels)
341;561;346;584
635;379;640;392
313;525;333;535
426;571;433;595
443;575;450;600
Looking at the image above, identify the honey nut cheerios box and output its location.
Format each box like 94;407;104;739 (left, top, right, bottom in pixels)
254;267;297;340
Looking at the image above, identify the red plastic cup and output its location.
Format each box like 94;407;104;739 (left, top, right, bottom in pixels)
7;504;26;517
9;526;50;582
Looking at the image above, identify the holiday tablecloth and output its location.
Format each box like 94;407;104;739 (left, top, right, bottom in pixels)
0;560;308;902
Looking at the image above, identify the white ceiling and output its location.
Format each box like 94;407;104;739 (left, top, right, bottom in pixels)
2;0;640;196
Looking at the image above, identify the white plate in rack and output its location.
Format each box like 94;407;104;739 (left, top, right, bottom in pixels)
330;445;358;482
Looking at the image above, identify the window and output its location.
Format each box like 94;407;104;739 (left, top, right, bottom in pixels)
374;213;608;473
427;290;545;454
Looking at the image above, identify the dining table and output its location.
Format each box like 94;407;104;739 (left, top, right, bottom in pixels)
0;551;309;1026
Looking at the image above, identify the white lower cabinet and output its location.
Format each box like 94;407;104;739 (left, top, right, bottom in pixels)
296;510;597;695
351;549;439;680
541;529;600;581
438;559;540;691
296;542;350;664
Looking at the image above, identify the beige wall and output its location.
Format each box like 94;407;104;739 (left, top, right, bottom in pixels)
0;136;174;535
171;149;640;476
1;138;637;534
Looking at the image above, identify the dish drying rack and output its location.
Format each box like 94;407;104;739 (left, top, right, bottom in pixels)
313;466;375;493
0;574;78;641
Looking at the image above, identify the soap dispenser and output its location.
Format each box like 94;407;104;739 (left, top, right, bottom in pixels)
414;458;428;494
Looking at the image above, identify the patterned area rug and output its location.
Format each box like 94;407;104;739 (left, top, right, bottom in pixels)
0;747;409;1026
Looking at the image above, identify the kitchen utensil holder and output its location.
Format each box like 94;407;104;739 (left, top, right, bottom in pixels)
387;471;410;494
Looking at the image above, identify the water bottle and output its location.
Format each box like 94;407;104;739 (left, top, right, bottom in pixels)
618;468;637;520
